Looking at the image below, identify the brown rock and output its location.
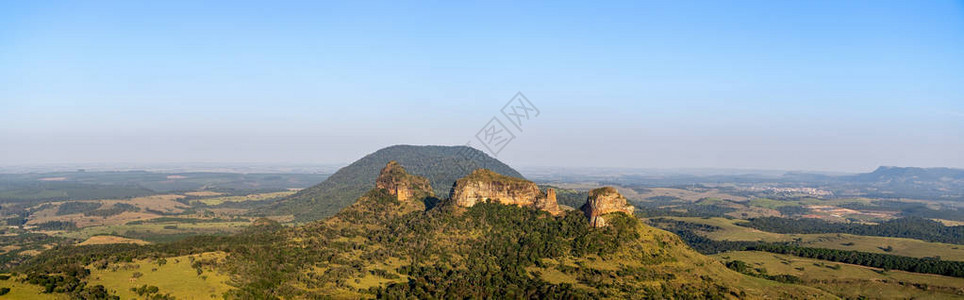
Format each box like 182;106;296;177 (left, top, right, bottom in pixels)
375;161;433;201
581;187;635;227
535;188;561;214
450;169;562;215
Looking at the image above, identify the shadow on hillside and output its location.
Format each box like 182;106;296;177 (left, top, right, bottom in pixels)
423;196;442;210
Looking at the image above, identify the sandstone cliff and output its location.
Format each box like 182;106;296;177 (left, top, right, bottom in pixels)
581;186;635;227
375;161;434;201
450;169;562;215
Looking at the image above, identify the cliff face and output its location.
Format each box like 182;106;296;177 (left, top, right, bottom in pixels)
538;188;560;213
450;169;561;215
375;161;434;201
581;187;635;227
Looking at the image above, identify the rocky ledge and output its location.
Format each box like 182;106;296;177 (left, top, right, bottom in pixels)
375;161;434;201
581;186;635;227
450;169;561;215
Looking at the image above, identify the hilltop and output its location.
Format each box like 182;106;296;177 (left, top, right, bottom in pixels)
261;145;523;222
855;166;964;181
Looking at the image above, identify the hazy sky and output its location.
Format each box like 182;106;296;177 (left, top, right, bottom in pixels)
2;1;962;172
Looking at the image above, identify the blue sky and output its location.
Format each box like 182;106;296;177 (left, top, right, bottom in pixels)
1;1;962;171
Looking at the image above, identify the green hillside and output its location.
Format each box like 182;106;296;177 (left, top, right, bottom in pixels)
10;165;833;299
261;145;524;222
225;165;832;298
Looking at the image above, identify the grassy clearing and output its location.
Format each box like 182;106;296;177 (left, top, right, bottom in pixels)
87;252;232;299
713;251;964;299
55;221;250;242
0;278;66;299
801;234;964;261
533;266;579;285
113;195;189;213
195;191;295;206
659;217;964;261
77;235;150;246
636;187;747;202
748;198;797;209
654;217;789;242
25;194;190;229
935;219;964;226
184;191;224;197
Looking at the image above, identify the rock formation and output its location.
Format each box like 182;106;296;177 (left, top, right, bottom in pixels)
450;169;562;215
581;186;635;227
375;161;433;201
538;188;560;213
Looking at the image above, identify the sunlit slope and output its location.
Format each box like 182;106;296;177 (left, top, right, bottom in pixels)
229;187;834;298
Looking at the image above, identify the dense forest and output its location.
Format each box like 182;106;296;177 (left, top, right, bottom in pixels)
741;217;964;245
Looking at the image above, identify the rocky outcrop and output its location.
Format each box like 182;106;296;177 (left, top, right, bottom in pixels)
375;161;433;201
538;188;560;213
581;187;635;227
450;169;562;215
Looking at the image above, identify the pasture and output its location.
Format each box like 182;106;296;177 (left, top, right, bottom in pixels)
714;251;964;299
87;252;232;299
658;217;964;261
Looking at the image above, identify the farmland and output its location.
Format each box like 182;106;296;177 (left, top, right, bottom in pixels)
651;216;964;261
0;171;330;273
714;251;964;299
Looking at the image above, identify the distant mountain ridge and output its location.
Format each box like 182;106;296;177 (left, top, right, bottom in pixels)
262;145;524;222
841;166;964;200
851;166;964;182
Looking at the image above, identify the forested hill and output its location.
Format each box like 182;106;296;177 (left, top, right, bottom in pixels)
230;167;829;298
851;166;964;182
11;163;832;299
843;166;964;200
261;145;524;222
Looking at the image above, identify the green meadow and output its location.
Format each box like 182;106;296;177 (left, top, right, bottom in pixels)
714;251;964;299
87;252;232;299
657;217;964;261
0;278;66;299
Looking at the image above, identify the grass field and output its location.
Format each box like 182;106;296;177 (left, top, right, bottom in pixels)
25;194;190;228
194;191;295;206
87;252;232;299
0;277;67;299
748;198;798;209
55;221;250;243
636;187;748;202
184;191;224;197
78;235;150;246
656;217;964;261
653;217;788;241
713;251;964;299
